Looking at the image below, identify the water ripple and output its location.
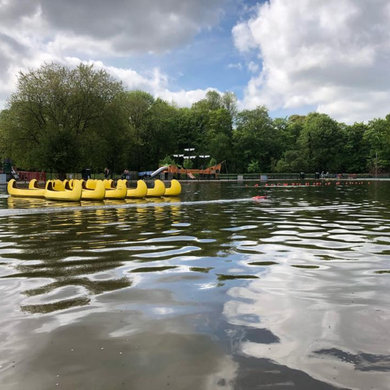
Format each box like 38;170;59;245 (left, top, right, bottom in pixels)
1;182;390;389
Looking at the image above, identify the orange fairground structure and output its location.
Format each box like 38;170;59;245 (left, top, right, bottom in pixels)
166;162;223;179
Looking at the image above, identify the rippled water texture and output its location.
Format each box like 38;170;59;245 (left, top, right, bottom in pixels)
0;181;389;389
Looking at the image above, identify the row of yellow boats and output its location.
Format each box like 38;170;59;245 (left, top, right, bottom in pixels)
7;178;181;201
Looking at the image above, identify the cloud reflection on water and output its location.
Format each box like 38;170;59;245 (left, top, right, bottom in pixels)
223;250;390;390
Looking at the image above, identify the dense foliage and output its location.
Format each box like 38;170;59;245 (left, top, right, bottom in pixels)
1;63;390;174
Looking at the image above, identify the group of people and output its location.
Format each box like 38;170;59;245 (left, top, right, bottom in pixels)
315;171;330;179
300;171;333;180
103;167;131;180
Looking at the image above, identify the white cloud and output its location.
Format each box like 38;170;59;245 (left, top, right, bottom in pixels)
227;62;243;70
0;0;224;108
73;59;215;107
1;0;224;55
233;0;390;123
232;21;257;52
247;61;259;73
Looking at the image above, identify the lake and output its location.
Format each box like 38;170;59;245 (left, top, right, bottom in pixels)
0;181;389;390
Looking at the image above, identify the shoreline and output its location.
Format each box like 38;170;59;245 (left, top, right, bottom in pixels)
161;177;390;183
1;176;390;187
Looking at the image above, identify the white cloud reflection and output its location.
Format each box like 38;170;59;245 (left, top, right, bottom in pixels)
223;259;390;389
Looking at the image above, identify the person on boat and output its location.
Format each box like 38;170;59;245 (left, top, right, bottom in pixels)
104;167;110;179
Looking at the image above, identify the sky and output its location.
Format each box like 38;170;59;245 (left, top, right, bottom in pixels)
1;0;390;124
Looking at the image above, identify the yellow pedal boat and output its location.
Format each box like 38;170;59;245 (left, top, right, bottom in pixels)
44;180;82;201
85;179;105;189
102;179;114;189
70;179;105;201
85;179;98;190
50;179;68;191
126;180;147;198
7;179;45;198
146;179;166;197
104;179;127;200
164;179;181;196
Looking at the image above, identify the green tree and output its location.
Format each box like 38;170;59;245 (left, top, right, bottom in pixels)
342;122;369;172
0;110;14;163
190;99;213;155
221;92;238;120
247;160;260;173
142;98;178;170
275;150;308;173
159;155;175;166
183;92;235;167
183;158;193;169
91;92;134;174
206;108;233;163
284;115;305;147
41;127;80;174
233;106;282;172
174;107;199;152
275;115;306;172
364;116;390;173
2;63;124;175
123;90;154;170
205;90;222;110
298;113;345;172
208;157;217;167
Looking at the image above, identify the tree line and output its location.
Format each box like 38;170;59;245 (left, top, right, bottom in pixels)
1;63;389;176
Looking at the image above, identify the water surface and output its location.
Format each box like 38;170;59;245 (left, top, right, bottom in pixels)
0;181;389;389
